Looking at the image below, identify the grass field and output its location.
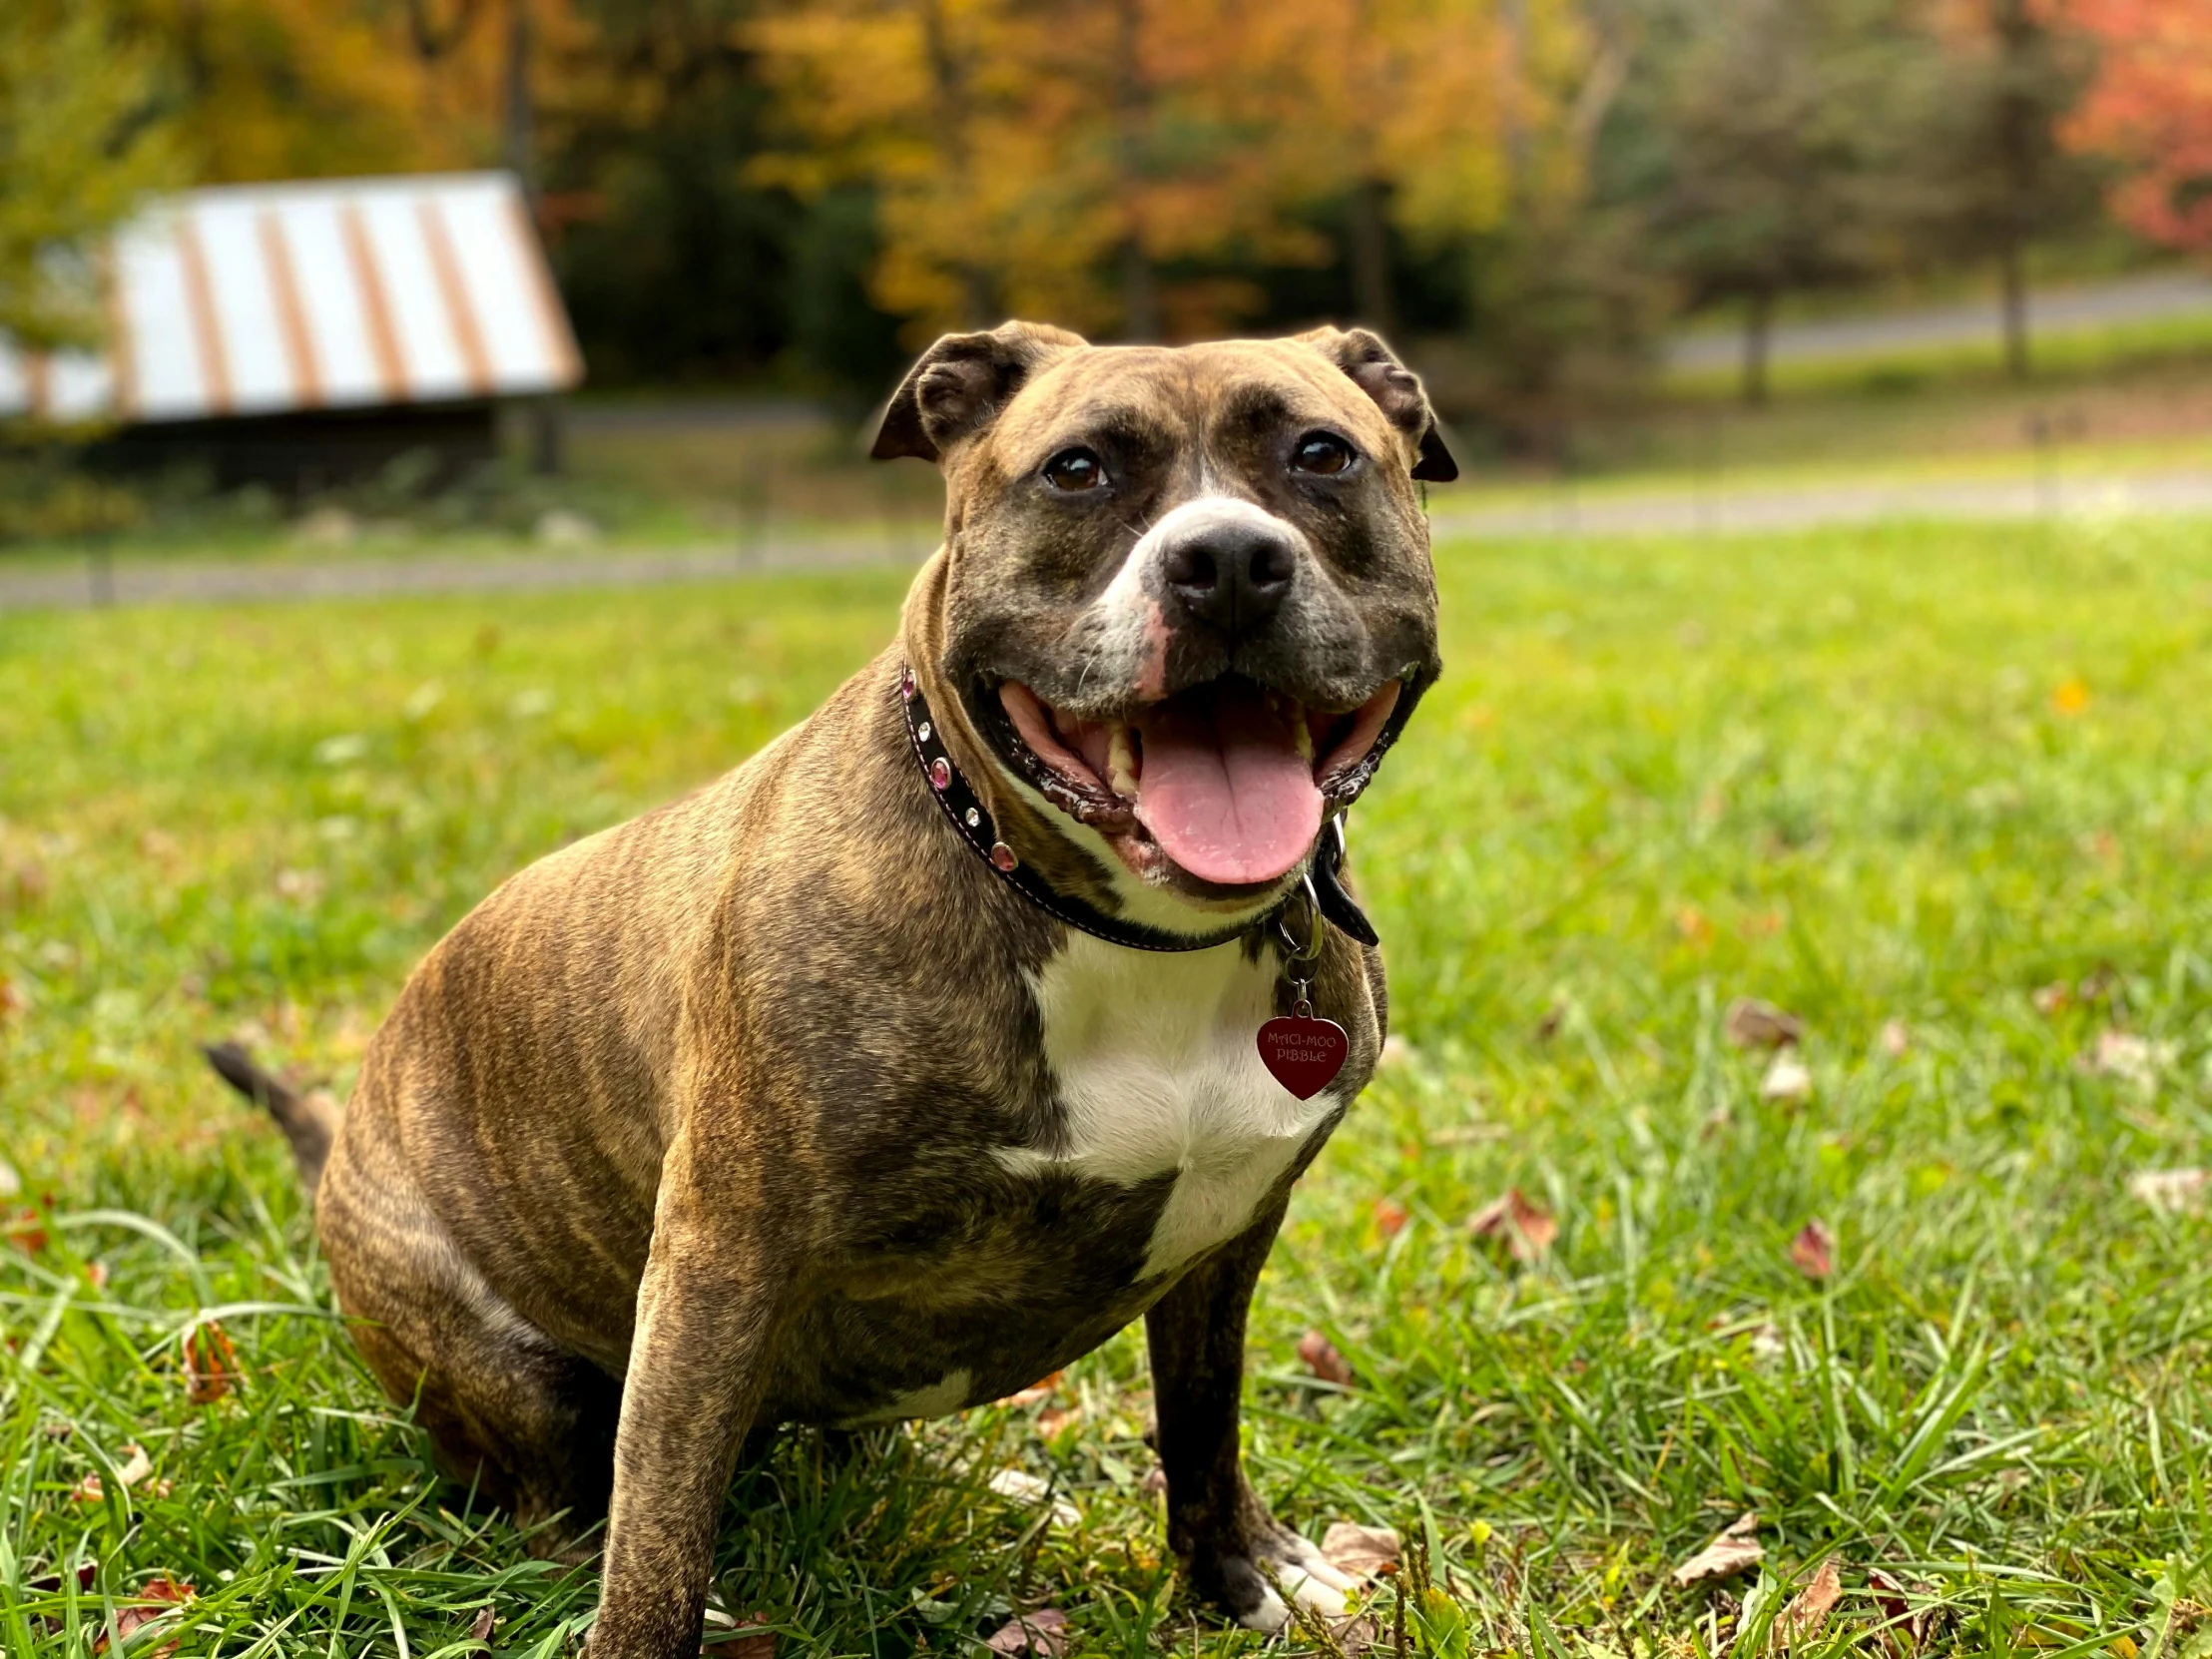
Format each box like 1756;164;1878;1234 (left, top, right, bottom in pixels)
4;514;2212;1657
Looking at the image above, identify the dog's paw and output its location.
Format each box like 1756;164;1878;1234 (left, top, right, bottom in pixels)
1231;1528;1365;1635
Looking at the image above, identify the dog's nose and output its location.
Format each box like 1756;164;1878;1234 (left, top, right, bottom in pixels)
1159;517;1298;637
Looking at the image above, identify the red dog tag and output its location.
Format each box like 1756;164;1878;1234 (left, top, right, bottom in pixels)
1257;1015;1350;1100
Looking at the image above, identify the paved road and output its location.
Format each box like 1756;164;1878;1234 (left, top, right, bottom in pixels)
7;467;2212;614
1665;270;2212;372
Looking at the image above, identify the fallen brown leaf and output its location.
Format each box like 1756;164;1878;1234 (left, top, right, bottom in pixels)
1869;1568;1930;1654
1534;1003;1566;1042
1297;1329;1356;1386
1034;1405;1080;1439
1878;1019;1912;1058
2127;1169;2210;1216
93;1577;192;1657
1772;1557;1843;1649
1791;1221;1835;1281
1469;1188;1557;1263
2031;981;2072;1017
6;1207;48;1254
1373;1199;1408;1240
993;1371;1061;1407
1320;1521;1401;1581
1139;1463;1167;1497
1726;997;1805;1050
182;1321;240;1404
75;1444;155;1503
985;1609;1067;1659
1672;1511;1763;1586
470;1604;496;1642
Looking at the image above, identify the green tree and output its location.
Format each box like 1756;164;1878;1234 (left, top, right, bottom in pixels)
1626;0;1927;403
0;0;182;354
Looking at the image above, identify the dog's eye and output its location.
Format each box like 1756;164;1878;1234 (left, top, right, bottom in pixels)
1291;433;1356;476
1043;448;1107;491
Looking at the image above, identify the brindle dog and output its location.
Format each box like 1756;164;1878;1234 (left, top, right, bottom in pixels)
209;321;1454;1659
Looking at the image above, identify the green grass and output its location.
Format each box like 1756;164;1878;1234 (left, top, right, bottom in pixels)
5;516;2212;1656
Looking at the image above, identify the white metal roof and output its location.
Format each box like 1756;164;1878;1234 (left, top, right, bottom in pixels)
0;172;582;426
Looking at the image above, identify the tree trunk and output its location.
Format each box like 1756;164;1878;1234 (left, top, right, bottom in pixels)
1347;176;1395;336
1113;0;1160;341
1994;0;2036;381
1999;235;2029;380
1741;286;1773;406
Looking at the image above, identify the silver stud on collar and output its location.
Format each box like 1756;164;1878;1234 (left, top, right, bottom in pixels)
965;807;981;828
917;721;932;742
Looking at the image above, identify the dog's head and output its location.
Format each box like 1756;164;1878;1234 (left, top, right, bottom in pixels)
875;320;1452;925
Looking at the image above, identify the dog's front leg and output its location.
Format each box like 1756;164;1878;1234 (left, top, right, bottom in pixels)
589;1137;787;1659
1146;1200;1362;1634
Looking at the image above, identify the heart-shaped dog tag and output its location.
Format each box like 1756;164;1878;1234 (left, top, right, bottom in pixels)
1257;1015;1350;1100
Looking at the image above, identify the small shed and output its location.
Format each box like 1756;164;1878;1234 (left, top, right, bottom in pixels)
0;171;582;488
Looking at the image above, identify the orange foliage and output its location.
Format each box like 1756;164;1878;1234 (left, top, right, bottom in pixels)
2055;0;2212;251
752;0;1558;339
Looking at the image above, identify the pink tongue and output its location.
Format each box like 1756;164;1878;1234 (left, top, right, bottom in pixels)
1134;683;1323;885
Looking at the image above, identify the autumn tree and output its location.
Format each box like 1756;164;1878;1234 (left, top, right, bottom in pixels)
2054;0;2212;254
0;0;182;352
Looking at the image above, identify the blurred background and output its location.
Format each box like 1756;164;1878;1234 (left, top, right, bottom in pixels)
5;0;2212;566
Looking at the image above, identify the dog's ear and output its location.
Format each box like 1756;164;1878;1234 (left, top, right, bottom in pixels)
1295;325;1457;483
869;320;1089;463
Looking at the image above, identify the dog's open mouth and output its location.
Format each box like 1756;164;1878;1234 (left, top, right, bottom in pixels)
996;675;1400;887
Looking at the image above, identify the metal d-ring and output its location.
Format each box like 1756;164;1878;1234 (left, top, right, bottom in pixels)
1274;871;1327;968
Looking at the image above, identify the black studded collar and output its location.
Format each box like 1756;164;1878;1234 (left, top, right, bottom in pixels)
897;665;1379;954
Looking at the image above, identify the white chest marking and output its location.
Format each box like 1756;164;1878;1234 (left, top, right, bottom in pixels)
996;934;1343;1279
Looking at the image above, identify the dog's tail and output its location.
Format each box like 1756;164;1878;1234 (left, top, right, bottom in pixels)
202;1041;340;1192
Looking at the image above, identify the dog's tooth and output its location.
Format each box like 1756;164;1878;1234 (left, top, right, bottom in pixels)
1291;710;1315;763
1107;724;1139;797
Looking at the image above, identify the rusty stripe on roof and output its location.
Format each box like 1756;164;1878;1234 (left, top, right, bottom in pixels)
174;213;233;416
503;192;582;387
102;246;138;420
24;352;50;422
341;203;408;401
419;198;492;397
259;210;322;407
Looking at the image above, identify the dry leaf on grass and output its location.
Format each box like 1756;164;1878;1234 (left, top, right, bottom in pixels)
993;1371;1061;1407
986;1467;1079;1527
1761;1053;1814;1103
93;1577;193;1657
1469;1189;1557;1263
1726;998;1805;1050
182;1321;240;1403
0;1157;18;1200
1034;1405;1080;1439
1869;1568;1933;1654
1297;1330;1356;1386
469;1604;496;1642
1672;1512;1763;1586
74;1444;160;1503
1320;1521;1401;1581
2127;1169;2210;1216
6;1207;48;1254
2084;1031;2176;1092
1771;1557;1843;1649
1139;1463;1167;1497
985;1609;1067;1658
1373;1199;1408;1240
1879;1019;1912;1058
1791;1221;1836;1281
